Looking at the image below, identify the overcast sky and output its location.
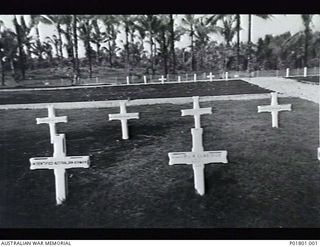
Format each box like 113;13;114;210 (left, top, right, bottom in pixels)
1;14;319;57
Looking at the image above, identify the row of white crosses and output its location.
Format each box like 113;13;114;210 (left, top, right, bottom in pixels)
29;92;292;204
30;102;139;205
29;106;90;205
126;73;227;85
168;96;228;195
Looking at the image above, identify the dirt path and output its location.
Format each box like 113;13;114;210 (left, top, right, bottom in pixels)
242;77;319;103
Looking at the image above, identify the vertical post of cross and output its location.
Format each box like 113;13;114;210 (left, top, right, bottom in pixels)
52;134;68;205
120;101;129;139
143;76;147;84
304;67;307;77
191;128;205;195
286;68;290;77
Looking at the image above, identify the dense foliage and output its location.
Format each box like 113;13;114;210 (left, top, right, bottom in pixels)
0;15;319;85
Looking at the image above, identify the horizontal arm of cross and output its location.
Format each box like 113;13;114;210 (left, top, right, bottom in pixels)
36;116;68;124
109;112;139;120
181;108;212;116
258;104;291;113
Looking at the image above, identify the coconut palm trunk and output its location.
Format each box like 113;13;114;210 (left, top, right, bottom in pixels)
0;57;4;85
169;14;176;74
124;24;130;73
57;23;63;58
236;14;240;72
73;15;80;82
13;15;25;81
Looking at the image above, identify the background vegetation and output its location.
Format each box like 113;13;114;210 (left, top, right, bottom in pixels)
0;14;319;86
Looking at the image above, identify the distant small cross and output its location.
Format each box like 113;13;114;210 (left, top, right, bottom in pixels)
258;92;292;128
159;75;167;84
206;72;214;82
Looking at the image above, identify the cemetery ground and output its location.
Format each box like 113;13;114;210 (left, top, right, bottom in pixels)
0;94;319;228
290;75;320;84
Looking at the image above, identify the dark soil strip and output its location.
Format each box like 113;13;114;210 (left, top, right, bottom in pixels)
0;80;271;105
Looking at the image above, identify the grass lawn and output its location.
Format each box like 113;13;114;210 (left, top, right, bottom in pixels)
0;97;319;228
0;80;271;105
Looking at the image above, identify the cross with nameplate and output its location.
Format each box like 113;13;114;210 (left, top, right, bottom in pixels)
258;92;292;128
109;100;140;139
30;108;90;205
168;128;228;195
159;75;166;84
181;96;212;128
36;105;67;143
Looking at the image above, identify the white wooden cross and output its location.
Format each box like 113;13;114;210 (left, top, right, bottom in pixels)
168;128;228;195
159;75;166;84
30;133;90;205
109;100;139;139
258;92;292;128
206;72;214;82
181;96;212;129
36;105;67;143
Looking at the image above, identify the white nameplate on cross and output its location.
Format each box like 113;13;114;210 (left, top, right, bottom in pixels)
258;92;292;128
36;105;67;143
109;100;139;139
159;76;166;84
168;128;228;195
30;134;90;205
181;96;212;129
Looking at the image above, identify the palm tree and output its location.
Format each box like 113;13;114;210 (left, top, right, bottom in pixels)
90;16;106;65
194;16;219;70
102;15;120;67
181;14;199;71
301;14;313;67
78;15;94;78
73;15;80;81
136;15;160;74
59;15;74;61
46;35;60;59
40;15;67;59
154;15;170;74
30;15;44;61
0;20;5;85
118;15;135;73
0;27;18;84
169;14;176;74
12;15;26;80
247;14;272;72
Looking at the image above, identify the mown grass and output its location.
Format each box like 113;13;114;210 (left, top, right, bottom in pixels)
0;97;319;228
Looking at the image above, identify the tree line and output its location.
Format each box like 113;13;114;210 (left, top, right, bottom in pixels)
0;14;319;85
